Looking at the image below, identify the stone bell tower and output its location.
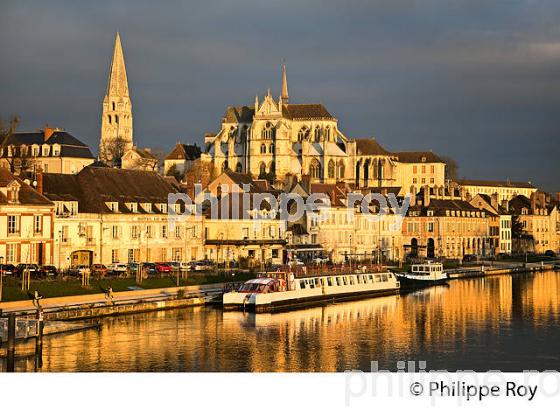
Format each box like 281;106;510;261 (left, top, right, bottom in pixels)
99;32;133;163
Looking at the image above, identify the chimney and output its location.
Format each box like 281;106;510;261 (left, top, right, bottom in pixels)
43;126;56;141
423;186;430;207
501;199;509;212
539;192;546;208
491;192;499;211
409;186;416;206
36;169;43;194
460;187;466;201
450;187;455;201
530;192;537;214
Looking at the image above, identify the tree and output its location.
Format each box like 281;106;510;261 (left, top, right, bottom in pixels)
440;155;459;181
99;136;128;167
0;116;34;173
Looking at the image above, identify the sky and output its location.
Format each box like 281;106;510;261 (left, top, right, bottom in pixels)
0;0;559;191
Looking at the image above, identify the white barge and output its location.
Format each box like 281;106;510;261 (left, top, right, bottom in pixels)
223;268;400;312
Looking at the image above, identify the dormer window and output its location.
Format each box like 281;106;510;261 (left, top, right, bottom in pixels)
127;202;138;212
106;202;119;212
52;144;60;156
421;157;427;162
427;210;434;217
42;145;50;156
142;203;152;213
7;181;21;204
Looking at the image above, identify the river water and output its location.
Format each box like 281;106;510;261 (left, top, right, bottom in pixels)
3;270;560;372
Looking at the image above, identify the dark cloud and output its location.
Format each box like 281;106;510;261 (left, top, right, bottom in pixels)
1;0;559;191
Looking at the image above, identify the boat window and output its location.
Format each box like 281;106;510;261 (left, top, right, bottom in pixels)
308;279;315;289
300;281;306;289
349;276;355;285
336;277;341;286
374;274;381;283
356;275;361;284
327;277;333;286
369;275;374;282
342;277;348;286
315;278;321;287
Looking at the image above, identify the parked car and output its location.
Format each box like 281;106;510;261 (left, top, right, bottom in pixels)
127;262;140;273
91;264;109;277
155;262;173;273
188;260;215;271
168;261;181;271
462;254;477;263
312;257;328;264
108;263;128;275
0;263;17;276
141;262;157;275
179;262;190;272
16;263;40;277
39;265;58;277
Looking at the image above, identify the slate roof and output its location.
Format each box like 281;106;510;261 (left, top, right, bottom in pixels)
165;143;202;161
0;168;53;206
408;199;485;217
458;179;535;189
223;103;333;123
42;166;181;214
4;131;94;159
355;138;391;156
395;151;443;163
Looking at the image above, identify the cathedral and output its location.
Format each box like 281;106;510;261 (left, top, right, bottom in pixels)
99;32;133;163
204;66;447;195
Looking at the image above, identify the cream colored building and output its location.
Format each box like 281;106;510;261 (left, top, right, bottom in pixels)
203;194;286;265
509;193;559;254
99;32;133;163
457;179;537;202
394;151;446;196
163;143;202;177
42;166;203;268
0;168;54;265
121;147;158;171
1;127;95;174
470;193;512;255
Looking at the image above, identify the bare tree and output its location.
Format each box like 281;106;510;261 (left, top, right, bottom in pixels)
0;116;31;173
441;155;459;181
100;136;128;167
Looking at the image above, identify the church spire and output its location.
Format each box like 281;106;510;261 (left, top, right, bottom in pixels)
106;32;129;97
99;32;133;163
281;63;289;104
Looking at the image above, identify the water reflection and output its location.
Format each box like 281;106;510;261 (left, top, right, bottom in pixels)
3;271;559;372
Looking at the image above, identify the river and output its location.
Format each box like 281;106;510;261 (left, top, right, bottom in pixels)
3;270;560;372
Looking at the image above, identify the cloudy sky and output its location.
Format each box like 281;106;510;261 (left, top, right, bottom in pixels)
1;0;559;191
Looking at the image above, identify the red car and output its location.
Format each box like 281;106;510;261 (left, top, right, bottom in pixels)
155;262;172;273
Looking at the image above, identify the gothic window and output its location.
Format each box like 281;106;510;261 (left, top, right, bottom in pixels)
260;144;267;154
314;126;321;142
269;144;274;153
297;126;309;142
259;162;267;177
310;159;321;179
328;160;335;179
112;102;116;110
222;161;228;171
108;115;112;124
325;126;330;140
261;122;274;139
239;125;248;143
338;161;345;179
115;115;119;124
236;162;243;172
228;126;237;139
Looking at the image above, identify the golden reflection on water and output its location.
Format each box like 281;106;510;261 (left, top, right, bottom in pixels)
4;271;560;372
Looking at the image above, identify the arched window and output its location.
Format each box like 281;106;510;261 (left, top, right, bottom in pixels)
115;115;119;124
309;159;321;179
108;115;112;124
259;162;267;177
236;162;243;172
112;102;116;111
325;126;330;141
228;126;237;139
338;161;345;179
328;160;335;179
260;144;267;154
314;126;321;142
297;126;309;142
239;125;248;143
261;122;274;139
222;161;228;171
269;144;274;153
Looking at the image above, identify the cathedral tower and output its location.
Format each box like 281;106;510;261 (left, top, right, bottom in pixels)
99;32;133;163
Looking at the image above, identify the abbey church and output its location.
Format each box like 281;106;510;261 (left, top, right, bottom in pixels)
204;65;447;195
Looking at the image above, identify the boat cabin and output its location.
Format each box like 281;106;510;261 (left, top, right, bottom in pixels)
411;263;444;276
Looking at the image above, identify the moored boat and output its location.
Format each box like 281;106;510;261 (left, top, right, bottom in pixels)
396;261;448;290
223;266;400;312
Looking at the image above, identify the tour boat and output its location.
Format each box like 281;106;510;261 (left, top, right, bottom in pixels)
395;262;448;290
222;267;400;312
